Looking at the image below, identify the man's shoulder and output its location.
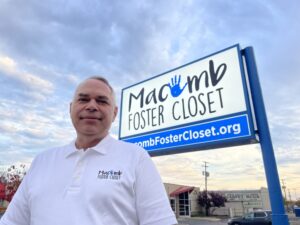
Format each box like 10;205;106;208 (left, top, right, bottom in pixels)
25;143;73;175
33;142;73;163
110;136;145;152
108;136;150;158
111;137;138;147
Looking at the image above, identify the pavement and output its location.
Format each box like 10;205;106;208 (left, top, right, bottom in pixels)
289;213;300;225
177;213;300;225
177;216;227;225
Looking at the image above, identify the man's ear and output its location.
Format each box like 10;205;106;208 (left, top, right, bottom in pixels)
69;102;72;114
113;106;118;122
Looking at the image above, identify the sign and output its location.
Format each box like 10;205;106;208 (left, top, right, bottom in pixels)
119;44;256;156
225;192;261;202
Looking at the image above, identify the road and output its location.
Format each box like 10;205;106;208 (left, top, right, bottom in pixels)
177;214;300;225
178;217;227;225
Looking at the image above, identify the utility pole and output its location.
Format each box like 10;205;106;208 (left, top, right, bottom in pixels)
202;161;209;216
282;179;287;211
202;161;209;193
288;189;292;212
282;179;287;200
293;189;298;201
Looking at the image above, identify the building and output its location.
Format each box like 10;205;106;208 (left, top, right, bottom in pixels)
164;183;200;217
210;188;271;217
164;183;271;218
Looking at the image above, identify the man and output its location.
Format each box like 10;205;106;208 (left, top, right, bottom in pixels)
0;76;177;225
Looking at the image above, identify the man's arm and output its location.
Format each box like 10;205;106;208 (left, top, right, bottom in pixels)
135;150;177;225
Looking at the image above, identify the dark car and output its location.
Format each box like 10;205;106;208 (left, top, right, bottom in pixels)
228;210;272;225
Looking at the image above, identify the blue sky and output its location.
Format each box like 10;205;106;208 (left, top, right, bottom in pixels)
0;0;299;200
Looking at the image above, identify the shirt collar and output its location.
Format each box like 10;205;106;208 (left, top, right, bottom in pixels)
64;134;114;158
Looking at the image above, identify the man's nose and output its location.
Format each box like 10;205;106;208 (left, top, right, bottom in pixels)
86;99;98;111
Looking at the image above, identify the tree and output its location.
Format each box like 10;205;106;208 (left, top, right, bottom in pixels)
0;164;26;202
198;190;227;216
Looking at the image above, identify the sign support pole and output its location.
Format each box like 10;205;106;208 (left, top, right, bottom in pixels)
242;47;289;225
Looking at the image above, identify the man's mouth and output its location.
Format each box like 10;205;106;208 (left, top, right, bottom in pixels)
80;116;102;120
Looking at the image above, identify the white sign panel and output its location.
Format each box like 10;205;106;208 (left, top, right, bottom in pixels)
119;45;255;155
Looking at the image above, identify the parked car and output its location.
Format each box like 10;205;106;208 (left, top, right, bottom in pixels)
228;210;272;225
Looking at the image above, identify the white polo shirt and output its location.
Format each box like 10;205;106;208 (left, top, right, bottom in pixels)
0;135;177;225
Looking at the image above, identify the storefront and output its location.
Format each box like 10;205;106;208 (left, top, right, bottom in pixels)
164;183;200;217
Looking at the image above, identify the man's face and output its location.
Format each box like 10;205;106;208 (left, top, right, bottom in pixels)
70;79;118;139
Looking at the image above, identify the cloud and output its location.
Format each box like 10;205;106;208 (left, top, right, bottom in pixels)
66;74;80;86
0;122;17;134
0;55;54;93
153;144;268;190
0;146;34;168
0;0;208;85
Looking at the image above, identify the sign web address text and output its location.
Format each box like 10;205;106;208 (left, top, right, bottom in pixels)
122;114;251;151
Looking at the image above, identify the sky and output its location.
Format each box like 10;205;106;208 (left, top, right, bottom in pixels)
0;0;299;200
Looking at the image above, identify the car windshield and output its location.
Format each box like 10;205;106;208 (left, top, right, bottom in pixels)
265;211;272;217
244;210;272;219
244;213;254;218
254;212;267;217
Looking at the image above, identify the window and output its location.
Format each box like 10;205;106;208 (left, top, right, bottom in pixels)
245;212;254;219
254;212;267;218
178;192;190;216
170;198;176;213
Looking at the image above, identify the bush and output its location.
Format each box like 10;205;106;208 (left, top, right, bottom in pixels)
0;164;26;202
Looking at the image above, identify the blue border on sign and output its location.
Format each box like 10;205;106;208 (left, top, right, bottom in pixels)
118;44;256;155
123;114;251;151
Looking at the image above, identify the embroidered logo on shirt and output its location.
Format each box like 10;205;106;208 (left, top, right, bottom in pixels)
97;170;122;180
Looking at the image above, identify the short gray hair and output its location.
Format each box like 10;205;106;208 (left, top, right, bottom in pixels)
85;76;117;104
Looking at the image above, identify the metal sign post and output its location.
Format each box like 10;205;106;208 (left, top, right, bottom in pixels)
242;47;289;225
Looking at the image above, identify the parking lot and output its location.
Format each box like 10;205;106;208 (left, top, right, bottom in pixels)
177;213;300;225
178;216;227;225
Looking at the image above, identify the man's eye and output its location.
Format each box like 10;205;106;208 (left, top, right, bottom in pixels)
78;98;89;102
97;99;109;104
